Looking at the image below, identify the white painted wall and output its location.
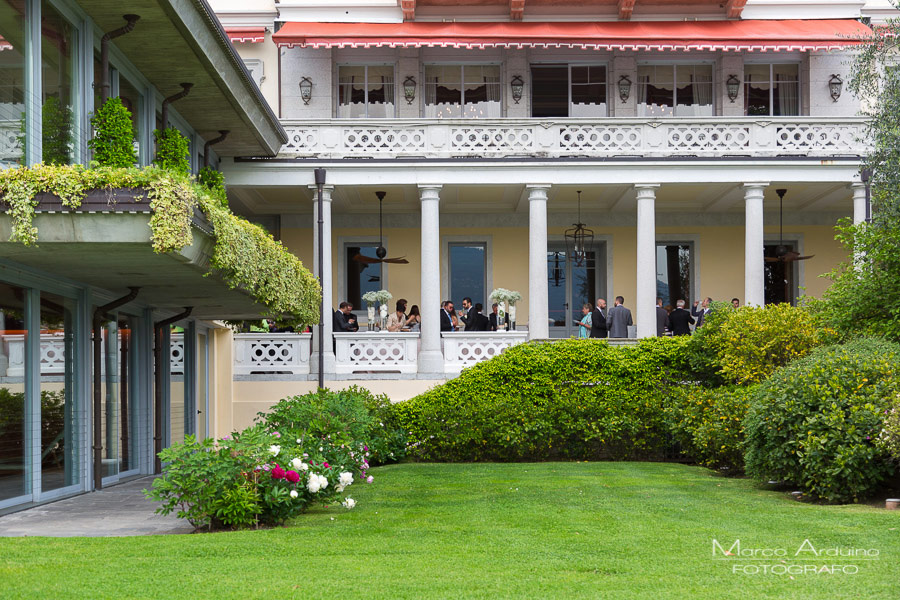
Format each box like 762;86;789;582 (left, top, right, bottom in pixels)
282;47;334;119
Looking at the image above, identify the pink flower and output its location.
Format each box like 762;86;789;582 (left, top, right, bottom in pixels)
285;470;300;483
273;431;281;438
366;476;374;484
271;466;286;479
323;462;329;468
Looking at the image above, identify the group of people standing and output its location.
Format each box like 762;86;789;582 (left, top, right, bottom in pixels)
440;298;504;332
578;296;738;338
332;299;422;333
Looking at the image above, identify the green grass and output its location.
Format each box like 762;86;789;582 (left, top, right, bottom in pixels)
1;462;897;599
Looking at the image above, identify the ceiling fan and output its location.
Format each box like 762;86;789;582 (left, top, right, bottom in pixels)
765;188;815;263
352;191;409;265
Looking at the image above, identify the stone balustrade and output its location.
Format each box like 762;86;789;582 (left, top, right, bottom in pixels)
234;332;311;375
442;331;529;374
279;117;868;160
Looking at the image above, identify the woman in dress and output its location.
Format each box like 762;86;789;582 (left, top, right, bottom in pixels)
406;305;421;331
386;298;408;332
575;303;593;338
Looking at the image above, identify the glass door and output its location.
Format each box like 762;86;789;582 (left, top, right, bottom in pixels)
547;243;603;338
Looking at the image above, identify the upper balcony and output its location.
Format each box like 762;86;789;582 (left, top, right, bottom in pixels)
277;117;868;160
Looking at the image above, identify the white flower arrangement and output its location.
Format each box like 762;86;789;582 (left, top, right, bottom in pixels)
361;289;393;305
489;288;522;305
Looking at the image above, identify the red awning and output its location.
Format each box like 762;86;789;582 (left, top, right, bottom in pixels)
273;20;870;52
226;27;267;44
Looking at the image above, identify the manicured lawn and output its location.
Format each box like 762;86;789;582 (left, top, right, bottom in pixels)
1;462;897;599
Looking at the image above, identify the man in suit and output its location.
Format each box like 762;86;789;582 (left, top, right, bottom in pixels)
669;299;695;336
467;303;490;331
692;297;713;328
440;300;454;332
333;302;358;332
606;296;633;338
656;297;670;337
590;298;608;338
489;303;500;331
461;297;474;330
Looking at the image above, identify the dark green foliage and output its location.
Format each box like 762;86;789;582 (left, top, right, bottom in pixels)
0;388;67;467
667;385;754;474
198;166;227;208
743;338;900;503
153;127;190;175
394;337;691;461
40;96;72;165
258;386;406;466
88;97;137;168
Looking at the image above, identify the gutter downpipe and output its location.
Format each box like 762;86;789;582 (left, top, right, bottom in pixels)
99;15;140;104
160;83;194;130
153;307;193;474
203;130;229;168
93;287;140;491
315;168;326;389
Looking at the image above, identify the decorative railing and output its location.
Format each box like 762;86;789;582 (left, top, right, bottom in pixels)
334;331;419;374
279;117;868;159
442;331;529;374
1;333;184;377
234;332;311;375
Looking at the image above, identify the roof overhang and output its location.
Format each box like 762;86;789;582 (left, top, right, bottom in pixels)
74;0;285;156
226;27;267;44
0;200;270;320
274;19;871;52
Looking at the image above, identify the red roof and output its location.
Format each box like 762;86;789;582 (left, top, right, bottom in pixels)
226;27;267;44
274;20;871;52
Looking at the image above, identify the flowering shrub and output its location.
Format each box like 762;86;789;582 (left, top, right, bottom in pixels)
744;338;900;503
145;425;364;530
687;303;829;385
875;392;900;460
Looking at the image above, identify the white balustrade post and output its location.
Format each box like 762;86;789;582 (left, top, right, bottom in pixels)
418;185;444;374
744;183;768;307
527;185;550;340
851;182;867;226
309;184;335;375
635;184;659;338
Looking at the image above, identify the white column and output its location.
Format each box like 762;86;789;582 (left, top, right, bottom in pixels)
635;184;659;339
851;183;867;225
418;185;443;374
744;183;768;307
309;184;335;374
527;185;550;340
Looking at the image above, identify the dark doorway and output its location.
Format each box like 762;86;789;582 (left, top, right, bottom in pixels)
764;244;798;305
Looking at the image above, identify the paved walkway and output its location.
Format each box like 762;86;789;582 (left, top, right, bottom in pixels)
0;477;195;537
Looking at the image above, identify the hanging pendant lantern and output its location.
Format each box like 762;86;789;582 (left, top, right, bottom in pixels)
565;190;594;267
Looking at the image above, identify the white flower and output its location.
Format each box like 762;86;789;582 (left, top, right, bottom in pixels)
299;462;309;471
290;490;298;499
336;484;345;493
319;446;323;452
269;444;281;456
342;498;356;509
307;477;321;493
318;474;328;490
296;438;302;444
291;458;303;469
339;472;354;487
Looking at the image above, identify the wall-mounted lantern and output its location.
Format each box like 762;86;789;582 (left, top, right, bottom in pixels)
510;75;524;104
829;74;843;102
617;75;632;103
726;74;741;103
403;76;417;104
299;77;312;105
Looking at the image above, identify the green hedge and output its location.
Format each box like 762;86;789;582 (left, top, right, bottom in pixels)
744;338;900;503
394;337;691;461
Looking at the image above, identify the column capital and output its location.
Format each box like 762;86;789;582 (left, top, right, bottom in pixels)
526;185;551;202
308;184;334;202
634;184;659;200
634;183;660;190
743;182;770;190
850;182;866;192
418;185;442;202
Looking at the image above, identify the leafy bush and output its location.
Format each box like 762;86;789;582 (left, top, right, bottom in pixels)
875;392;900;460
41;96;72;165
744;338;900;503
197;166;227;208
258;386;406;467
688;303;827;385
153;127;190;175
146;425;365;530
394;337;690;461
667;385;754;474
88;97;137;168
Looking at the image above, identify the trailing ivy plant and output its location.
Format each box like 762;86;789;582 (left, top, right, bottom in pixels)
198;166;228;208
154;127;190;175
88;97;137;168
0;164;321;324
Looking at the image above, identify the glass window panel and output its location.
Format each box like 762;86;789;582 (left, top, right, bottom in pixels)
0;281;28;501
425;65;462;118
41;0;78;165
0;0;26;167
40;291;76;491
365;65;394;118
197;333;207;441
571;65;607;117
337;65;394;118
169;326;186;446
675;65;713;117
346;245;382;310
547;250;567;327
744;64;799;116
449;244;486;307
656;244;691;308
773;65;799;116
637;65;674;117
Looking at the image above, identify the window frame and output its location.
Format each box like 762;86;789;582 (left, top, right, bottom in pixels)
636;62;716;117
422;63;503;118
741;61;802;117
529;62;609;118
335;63;397;119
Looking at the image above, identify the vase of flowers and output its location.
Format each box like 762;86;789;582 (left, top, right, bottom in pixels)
361;291;378;330
490;288;522;331
370;290;392;330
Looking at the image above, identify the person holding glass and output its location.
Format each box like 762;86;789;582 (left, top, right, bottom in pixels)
575;303;593;338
